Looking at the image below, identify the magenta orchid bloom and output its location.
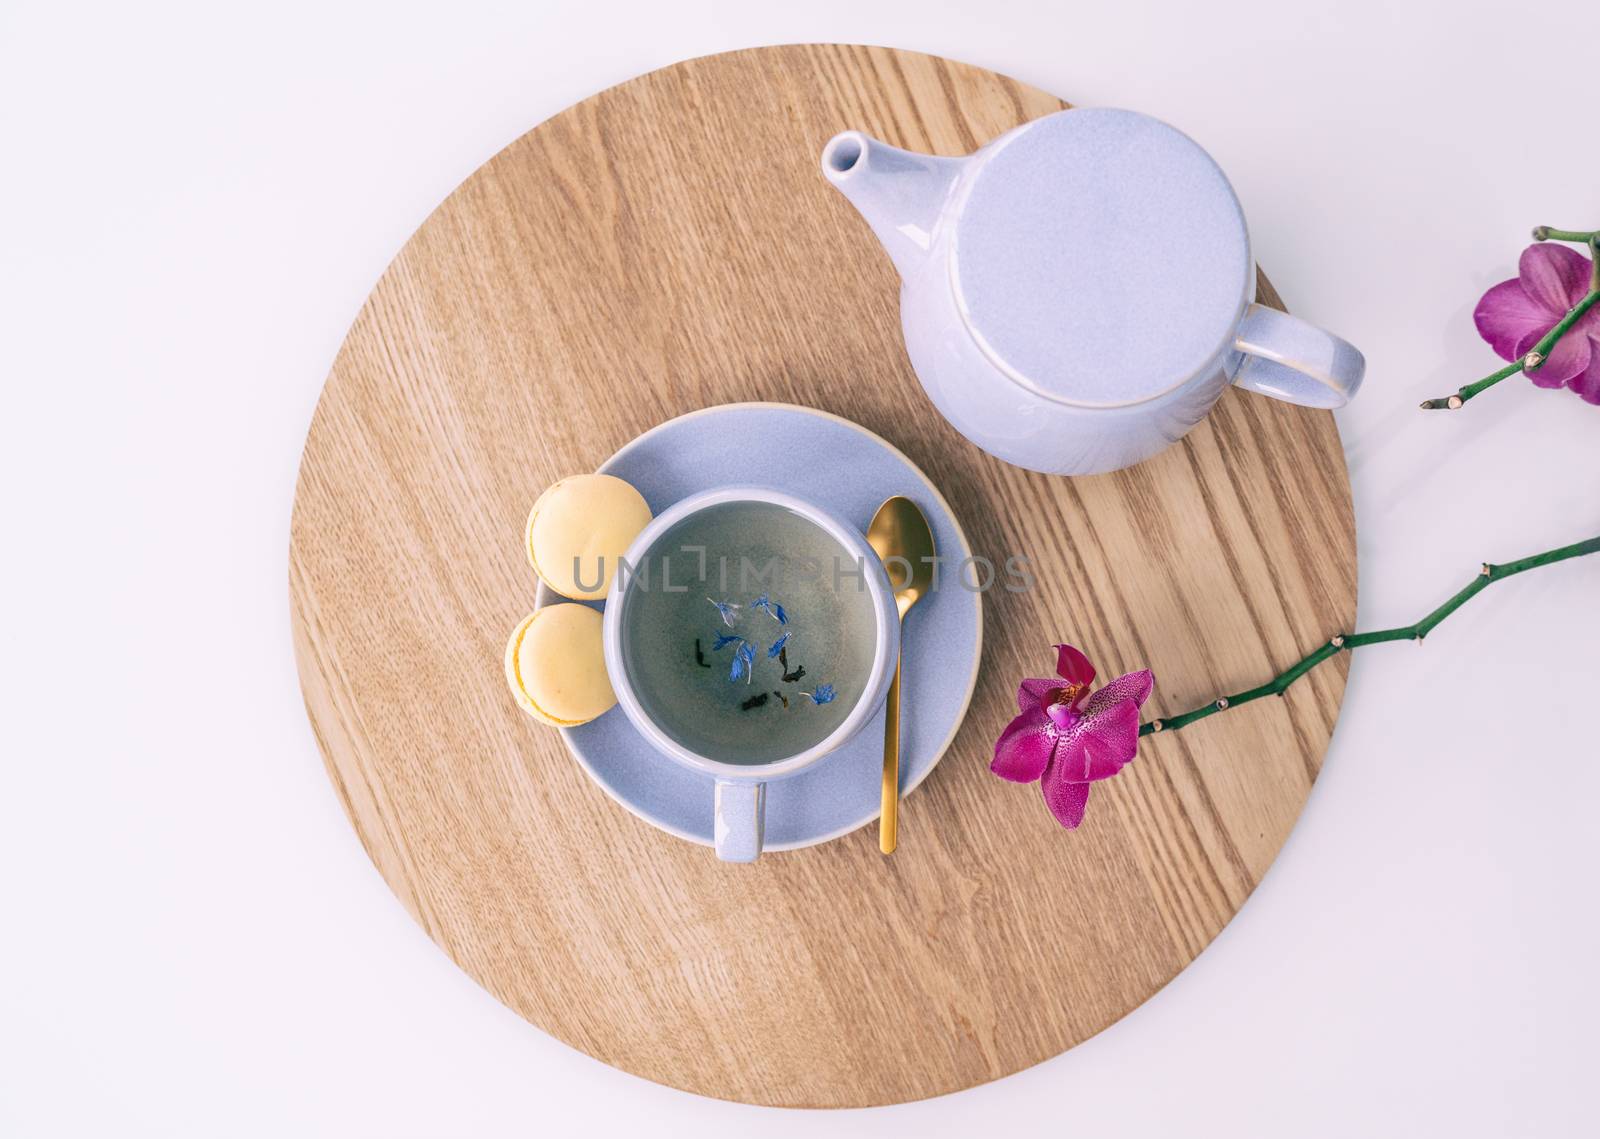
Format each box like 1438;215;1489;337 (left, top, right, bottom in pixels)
1474;243;1600;404
991;644;1154;829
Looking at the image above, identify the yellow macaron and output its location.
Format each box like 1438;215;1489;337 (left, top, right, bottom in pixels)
525;473;652;600
504;604;617;727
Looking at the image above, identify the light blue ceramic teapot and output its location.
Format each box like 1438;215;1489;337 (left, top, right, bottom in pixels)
821;108;1364;476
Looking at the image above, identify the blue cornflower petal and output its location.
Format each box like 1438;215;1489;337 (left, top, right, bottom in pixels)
766;631;791;659
751;594;788;624
712;632;741;651
729;643;747;682
809;684;836;706
708;597;741;626
737;641;756;684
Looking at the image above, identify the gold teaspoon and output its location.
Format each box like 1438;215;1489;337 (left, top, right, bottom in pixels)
866;496;936;855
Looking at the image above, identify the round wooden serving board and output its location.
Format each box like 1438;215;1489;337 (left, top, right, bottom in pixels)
290;45;1356;1107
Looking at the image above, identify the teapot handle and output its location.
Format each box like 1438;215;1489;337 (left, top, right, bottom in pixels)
1231;304;1365;409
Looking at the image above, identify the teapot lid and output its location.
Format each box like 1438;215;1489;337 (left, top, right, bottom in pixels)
951;109;1252;408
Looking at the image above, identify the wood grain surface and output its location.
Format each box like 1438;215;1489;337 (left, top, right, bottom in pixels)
289;44;1356;1107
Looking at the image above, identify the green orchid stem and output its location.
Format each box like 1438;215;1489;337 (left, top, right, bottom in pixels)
1419;358;1526;409
1140;535;1600;737
1421;287;1600;410
1531;227;1598;244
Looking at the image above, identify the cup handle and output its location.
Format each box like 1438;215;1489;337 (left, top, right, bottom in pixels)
713;779;765;862
1232;303;1365;409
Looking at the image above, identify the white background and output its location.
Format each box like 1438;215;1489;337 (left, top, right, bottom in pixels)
4;1;1597;1135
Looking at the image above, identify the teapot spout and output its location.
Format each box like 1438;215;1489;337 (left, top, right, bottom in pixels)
821;131;964;281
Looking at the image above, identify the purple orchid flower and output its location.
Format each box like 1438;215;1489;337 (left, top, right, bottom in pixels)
1474;243;1600;404
991;644;1153;829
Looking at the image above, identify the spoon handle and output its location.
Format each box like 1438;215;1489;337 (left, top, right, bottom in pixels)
879;656;902;854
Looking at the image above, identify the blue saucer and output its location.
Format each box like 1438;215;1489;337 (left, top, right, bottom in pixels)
534;403;982;851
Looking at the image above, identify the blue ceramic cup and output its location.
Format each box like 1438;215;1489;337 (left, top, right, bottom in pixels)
601;487;900;862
